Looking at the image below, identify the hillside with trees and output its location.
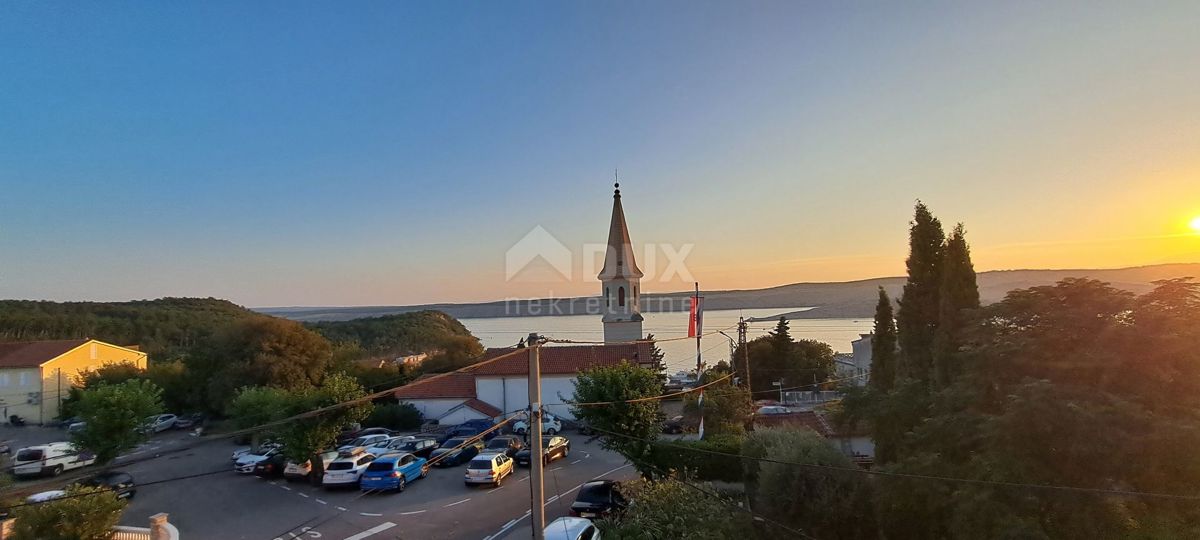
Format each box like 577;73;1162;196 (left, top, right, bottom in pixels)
306;310;482;360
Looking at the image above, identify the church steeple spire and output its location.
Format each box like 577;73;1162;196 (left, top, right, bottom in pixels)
598;181;643;281
599;180;644;343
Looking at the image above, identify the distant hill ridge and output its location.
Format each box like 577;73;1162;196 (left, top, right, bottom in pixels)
258;263;1200;322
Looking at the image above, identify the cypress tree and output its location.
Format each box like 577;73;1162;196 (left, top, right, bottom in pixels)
932;224;980;387
869;287;898;392
896;201;945;383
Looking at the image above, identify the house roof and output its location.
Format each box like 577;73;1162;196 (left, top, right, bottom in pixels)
463;398;502;417
468;342;655;376
0;339;90;369
393;373;477;400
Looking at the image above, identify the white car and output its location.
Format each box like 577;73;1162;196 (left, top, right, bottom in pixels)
26;490;67;504
322;448;376;488
234;447;280;474
338;434;391;453
284;450;340;482
755;406;791;416
144;414;178;433
364;436;413;457
544;517;601;540
13;442;96;477
513;414;562;436
231;442;282;462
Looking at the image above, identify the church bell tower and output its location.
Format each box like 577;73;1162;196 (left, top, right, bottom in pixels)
599;182;644;343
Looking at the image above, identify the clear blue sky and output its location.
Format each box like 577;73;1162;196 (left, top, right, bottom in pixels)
2;2;1198;307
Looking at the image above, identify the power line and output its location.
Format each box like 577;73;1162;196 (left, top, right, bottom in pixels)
587;426;1200;501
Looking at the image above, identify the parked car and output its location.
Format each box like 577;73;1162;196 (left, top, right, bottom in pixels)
336;427;391;445
26;490;67;504
436;425;496;444
457;419;496;431
322;448;376;489
364;435;409;456
67;421;88;434
662;415;685;434
338;433;391;453
464;452;514;488
544;517;601;540
367;436;439;459
173;413;206;430
79;470;137;499
515;436;571;467
283;450;340;483
231;442;281;462
359;452;428;492
570;480;627;519
513;414;563;436
485;435;525;457
755;406;791;416
143;414;178;433
235;446;281;474
13;442;96;477
429;437;484;467
253;453;289;478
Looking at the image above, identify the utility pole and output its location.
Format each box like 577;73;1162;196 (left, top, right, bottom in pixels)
527;333;546;540
737;317;750;392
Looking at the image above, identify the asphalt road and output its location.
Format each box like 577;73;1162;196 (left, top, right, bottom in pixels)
0;426;633;540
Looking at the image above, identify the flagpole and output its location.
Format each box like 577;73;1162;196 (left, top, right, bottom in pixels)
695;282;704;439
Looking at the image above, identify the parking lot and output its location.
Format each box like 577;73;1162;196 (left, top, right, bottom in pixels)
2;425;632;540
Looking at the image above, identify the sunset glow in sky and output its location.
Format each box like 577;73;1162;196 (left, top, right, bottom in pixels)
1;2;1198;307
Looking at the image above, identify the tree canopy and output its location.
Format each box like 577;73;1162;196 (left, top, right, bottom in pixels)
571;361;664;476
71;379;164;465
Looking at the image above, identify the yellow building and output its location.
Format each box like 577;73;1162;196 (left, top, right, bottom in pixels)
0;339;148;425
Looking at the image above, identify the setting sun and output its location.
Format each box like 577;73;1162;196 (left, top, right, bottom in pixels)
1192;216;1200;232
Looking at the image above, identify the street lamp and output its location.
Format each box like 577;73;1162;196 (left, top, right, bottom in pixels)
772;380;784;405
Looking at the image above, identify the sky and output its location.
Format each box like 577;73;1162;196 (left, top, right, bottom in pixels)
1;1;1199;307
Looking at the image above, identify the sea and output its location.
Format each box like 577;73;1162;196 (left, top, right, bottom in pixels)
459;308;873;375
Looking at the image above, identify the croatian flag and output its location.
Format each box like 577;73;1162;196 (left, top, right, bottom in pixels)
688;295;704;337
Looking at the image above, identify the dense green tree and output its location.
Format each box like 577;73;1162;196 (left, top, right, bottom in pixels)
743;428;876;539
869;287;898;392
932;223;980;387
597;477;749;539
875;278;1200;539
740;327;835;397
191;316;332;410
683;365;752;437
11;485;127;540
896;201;945;382
308;310;482;360
71;379;164;465
571;361;664;477
363;402;423;431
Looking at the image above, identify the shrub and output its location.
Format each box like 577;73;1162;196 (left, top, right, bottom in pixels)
643;433;744;482
364;402;423;431
11;485;127;540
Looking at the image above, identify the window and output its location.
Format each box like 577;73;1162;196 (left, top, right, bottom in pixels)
605;287;610;307
18;372;30;386
400;455;413;465
0;373;9;387
618;287;625;307
579;525;597;540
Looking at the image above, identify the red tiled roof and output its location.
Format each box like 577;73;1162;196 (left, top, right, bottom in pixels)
463;398;502;417
468;343;655;376
393;373;476;400
0;339;89;369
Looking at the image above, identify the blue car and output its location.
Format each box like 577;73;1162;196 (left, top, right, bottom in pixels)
359;453;427;492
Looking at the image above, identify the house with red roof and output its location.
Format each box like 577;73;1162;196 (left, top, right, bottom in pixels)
395;342;655;424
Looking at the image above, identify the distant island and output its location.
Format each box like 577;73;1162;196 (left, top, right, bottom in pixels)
257;262;1200;322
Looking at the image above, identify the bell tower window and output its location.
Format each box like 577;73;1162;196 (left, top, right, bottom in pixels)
618;287;626;307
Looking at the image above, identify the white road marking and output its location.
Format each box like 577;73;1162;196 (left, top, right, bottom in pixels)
549;467;563;471
444;498;471;508
570;459;582;464
337;506;348;511
315;499;327;505
343;522;395;540
298;493;310;498
281;486;293;491
545;495;559;504
487;486;504;493
359;512;383;517
400;510;426;516
505;519;517;528
518;476;529;482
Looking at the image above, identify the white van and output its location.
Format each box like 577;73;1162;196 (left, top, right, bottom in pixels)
13;442;96;477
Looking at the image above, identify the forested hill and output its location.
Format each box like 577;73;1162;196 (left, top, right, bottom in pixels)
0;297;258;357
306;310;482;359
0;299;481;363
